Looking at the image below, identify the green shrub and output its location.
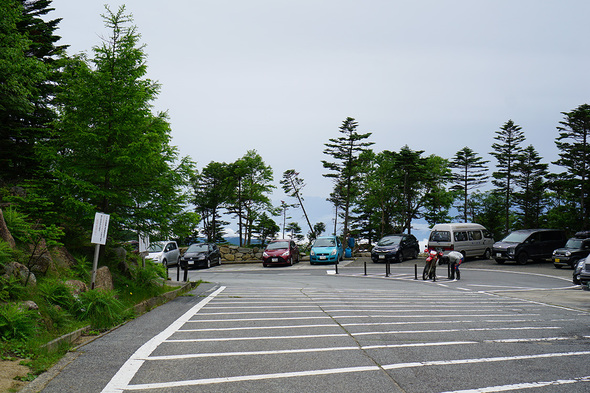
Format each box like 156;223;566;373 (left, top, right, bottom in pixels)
38;279;78;313
0;303;39;341
77;289;130;330
2;206;31;243
0;276;27;302
0;239;13;267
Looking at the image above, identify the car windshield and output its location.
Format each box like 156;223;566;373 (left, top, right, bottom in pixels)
314;238;336;247
429;231;450;242
147;243;163;252
266;241;289;250
501;232;530;243
187;244;208;252
378;236;402;246
565;238;583;249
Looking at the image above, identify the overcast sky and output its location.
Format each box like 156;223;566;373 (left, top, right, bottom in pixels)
47;1;590;234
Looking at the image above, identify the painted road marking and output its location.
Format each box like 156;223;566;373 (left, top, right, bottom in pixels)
123;351;590;391
441;375;590;393
100;286;226;393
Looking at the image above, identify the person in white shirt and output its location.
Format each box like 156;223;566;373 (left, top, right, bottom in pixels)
446;251;464;280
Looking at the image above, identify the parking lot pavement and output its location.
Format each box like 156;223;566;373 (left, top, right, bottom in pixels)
343;256;590;313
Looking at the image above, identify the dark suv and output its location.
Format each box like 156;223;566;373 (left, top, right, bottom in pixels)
493;229;566;265
553;231;590;269
371;234;420;263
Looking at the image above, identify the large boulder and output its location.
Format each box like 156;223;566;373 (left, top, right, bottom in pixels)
0;208;16;248
94;266;114;291
65;279;88;296
3;261;36;286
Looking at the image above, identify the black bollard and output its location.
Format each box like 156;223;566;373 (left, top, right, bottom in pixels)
414;264;418;280
176;263;180;281
386;259;390;277
335;261;339;274
183;263;188;282
364;260;367;276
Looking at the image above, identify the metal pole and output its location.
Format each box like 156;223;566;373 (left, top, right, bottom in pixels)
183;264;188;282
364;260;367;276
414;264;418;280
335;261;339;274
386;259;390;277
90;243;100;290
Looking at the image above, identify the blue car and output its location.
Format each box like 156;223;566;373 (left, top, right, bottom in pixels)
310;236;344;265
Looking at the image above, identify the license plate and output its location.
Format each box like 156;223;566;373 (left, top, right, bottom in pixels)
496;253;502;258
272;258;278;262
320;256;326;260
555;258;560;263
379;255;385;259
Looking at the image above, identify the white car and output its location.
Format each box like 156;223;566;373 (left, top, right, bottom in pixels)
146;240;180;267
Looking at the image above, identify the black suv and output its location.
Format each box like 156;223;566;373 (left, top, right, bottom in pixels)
553;231;590;269
492;229;566;265
371;234;420;263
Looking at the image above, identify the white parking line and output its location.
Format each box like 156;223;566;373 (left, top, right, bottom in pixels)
440;375;590;393
100;286;226;393
167;326;560;343
123;351;590;391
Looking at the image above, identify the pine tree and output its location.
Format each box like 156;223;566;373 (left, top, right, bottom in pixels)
490;120;526;233
450;147;489;223
554;104;590;230
322;117;373;238
513;145;548;228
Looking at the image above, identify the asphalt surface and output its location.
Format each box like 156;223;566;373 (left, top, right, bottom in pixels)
29;256;590;393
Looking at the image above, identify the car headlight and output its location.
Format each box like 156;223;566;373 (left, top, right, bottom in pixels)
330;249;337;256
263;251;268;257
565;251;571;257
310;250;315;256
552;250;557;256
507;248;515;255
577;260;585;269
281;251;290;257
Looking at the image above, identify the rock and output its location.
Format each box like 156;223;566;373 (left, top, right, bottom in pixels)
0;209;16;248
65;279;88;296
254;252;263;259
19;300;38;310
235;253;244;259
94;266;114;291
2;262;36;286
224;253;235;261
238;247;251;254
219;246;230;254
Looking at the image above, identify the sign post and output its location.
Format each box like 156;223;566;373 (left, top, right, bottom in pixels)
90;212;110;289
139;234;149;268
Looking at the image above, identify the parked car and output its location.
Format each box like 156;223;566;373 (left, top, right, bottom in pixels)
180;243;221;269
262;239;300;267
573;257;586;285
146;240;180;267
310;236;343;265
427;223;494;259
493;229;566;265
371;234;420;263
553;231;590;269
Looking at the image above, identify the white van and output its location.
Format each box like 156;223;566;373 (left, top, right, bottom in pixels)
427;223;494;259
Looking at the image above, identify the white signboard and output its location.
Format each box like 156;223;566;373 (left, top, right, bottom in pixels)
91;212;110;245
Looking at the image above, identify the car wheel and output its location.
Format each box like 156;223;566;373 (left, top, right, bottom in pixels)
162;259;168;267
396;253;403;263
288;256;293;266
217;258;221;266
411;249;419;259
207;259;211;268
495;259;505;265
573;274;581;285
516;252;528;265
263;263;268;267
483;248;491;260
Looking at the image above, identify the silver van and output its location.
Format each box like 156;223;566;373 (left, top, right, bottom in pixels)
428;223;494;259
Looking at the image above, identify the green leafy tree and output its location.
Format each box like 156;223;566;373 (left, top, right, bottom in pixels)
253;212;279;247
469;191;505;240
227;150;274;246
490;120;526;233
322;117;374;238
43;6;195;241
513;145;548;229
450;147;489;222
554;104;590;230
285;222;304;242
193;161;234;242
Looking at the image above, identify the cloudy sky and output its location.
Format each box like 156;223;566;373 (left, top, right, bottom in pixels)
47;0;590;235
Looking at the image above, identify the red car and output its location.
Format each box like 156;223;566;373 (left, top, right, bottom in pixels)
262;240;300;267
